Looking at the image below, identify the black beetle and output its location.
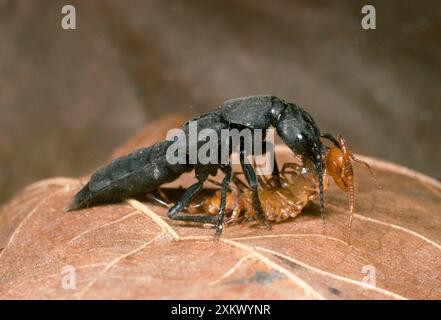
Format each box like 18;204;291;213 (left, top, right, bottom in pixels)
66;95;340;237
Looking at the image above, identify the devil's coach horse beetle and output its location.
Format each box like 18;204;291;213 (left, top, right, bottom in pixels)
66;95;341;237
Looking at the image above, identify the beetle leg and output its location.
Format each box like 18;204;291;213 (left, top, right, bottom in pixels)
239;144;271;230
167;169;216;224
220;167;248;192
266;155;281;188
215;163;233;238
261;138;281;188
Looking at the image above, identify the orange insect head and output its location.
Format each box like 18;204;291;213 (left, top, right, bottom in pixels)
326;135;355;192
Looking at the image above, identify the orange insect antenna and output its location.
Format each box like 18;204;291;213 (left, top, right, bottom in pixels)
348;153;382;190
335;135;355;244
338;134;381;190
347;184;355;245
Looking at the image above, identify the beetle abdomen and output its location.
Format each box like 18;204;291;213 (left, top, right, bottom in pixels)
65;140;192;211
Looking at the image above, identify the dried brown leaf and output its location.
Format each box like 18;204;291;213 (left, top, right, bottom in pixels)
0;115;440;299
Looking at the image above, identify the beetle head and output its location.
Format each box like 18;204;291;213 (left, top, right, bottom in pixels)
272;103;326;220
273;103;324;166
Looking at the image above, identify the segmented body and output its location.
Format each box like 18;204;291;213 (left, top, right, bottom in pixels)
189;160;325;223
190;135;377;244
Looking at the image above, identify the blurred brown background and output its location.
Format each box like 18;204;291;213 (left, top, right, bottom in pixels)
0;0;440;205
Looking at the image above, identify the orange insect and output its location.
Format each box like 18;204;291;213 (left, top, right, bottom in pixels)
187;161;318;224
325;135;379;242
187;135;378;243
149;135;378;243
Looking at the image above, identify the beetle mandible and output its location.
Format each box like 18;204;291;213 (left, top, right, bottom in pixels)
66;95;340;237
